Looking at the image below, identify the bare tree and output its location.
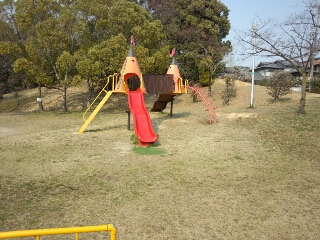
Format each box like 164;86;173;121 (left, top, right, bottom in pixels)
236;1;319;114
200;42;231;96
220;76;237;105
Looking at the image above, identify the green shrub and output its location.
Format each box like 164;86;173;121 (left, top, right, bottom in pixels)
260;79;269;86
130;134;138;145
311;75;320;90
220;77;237;105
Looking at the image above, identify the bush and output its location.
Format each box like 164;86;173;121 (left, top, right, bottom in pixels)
267;71;295;100
220;77;237;105
259;79;269;86
311;75;320;90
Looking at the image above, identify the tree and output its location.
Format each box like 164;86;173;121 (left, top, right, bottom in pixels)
1;0;169;110
12;1;83;111
198;42;231;95
0;0;61;109
76;34;127;107
138;0;231;81
236;2;319;114
105;0;169;74
0;0;22;42
0;42;23;97
220;76;236;105
267;71;295;101
15;0;60;38
75;0;168;107
0;0;27;98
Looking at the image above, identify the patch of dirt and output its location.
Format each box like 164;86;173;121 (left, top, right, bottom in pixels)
227;112;259;119
0;127;14;137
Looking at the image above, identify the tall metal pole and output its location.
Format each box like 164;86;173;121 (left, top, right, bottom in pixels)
250;23;257;108
309;1;320;93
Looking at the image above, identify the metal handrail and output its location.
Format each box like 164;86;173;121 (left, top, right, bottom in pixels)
183;79;189;93
82;75;114;122
0;224;117;240
111;73;119;91
177;78;188;93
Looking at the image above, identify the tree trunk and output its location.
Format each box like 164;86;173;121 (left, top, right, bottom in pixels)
208;77;212;96
298;74;308;114
37;85;44;111
193;95;197;102
61;86;68;112
208;66;212;96
86;81;95;108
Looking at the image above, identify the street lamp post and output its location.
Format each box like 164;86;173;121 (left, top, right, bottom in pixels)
309;1;320;93
250;22;258;108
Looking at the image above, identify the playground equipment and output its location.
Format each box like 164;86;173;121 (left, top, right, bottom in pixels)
0;224;117;240
149;55;216;124
187;83;217;124
78;45;158;146
149;57;187;114
78;43;216;145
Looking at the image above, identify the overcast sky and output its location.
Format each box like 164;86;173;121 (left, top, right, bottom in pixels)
221;0;302;67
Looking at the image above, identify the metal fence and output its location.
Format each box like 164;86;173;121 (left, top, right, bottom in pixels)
0;224;117;240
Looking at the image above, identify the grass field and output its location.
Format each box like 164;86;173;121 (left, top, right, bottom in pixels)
0;80;320;239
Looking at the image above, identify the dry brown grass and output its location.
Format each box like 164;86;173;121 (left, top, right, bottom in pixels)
0;79;320;239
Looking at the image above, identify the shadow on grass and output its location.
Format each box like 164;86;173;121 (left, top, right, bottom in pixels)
84;128;105;133
268;97;292;104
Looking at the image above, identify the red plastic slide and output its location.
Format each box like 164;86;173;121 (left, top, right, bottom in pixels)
127;88;158;146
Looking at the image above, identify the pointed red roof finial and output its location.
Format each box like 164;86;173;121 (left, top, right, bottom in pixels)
131;35;136;46
170;48;175;58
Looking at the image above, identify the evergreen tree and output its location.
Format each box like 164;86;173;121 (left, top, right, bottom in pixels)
138;0;231;81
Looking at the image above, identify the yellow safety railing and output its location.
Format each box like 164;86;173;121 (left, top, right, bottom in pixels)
0;224;117;240
82;74;120;122
176;78;188;94
183;79;189;93
82;77;110;121
140;74;146;91
111;73;119;91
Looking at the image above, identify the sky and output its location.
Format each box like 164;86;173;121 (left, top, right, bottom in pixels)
221;0;302;67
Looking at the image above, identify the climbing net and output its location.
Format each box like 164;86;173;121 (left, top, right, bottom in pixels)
187;83;217;124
